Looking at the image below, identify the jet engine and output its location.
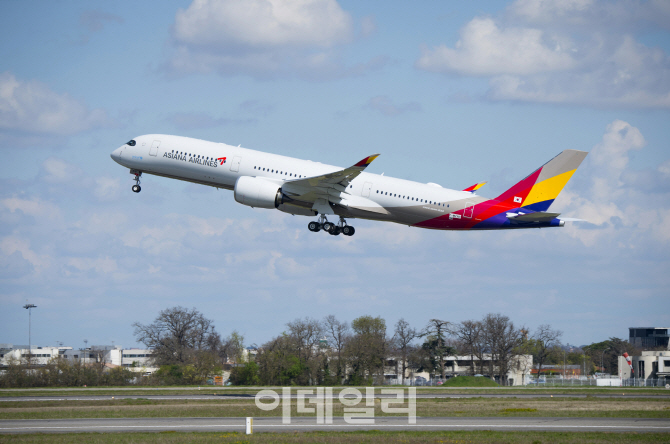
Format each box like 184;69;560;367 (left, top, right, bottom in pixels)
234;176;283;209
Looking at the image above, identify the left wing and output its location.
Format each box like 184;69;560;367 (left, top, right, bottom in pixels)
281;154;382;215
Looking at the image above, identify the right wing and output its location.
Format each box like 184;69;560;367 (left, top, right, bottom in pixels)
281;154;388;215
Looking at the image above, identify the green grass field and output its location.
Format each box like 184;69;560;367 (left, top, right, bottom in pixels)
440;376;499;387
1;396;668;420
1;386;668;397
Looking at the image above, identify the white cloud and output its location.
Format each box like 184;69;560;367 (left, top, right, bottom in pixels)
41;158;83;183
416;1;670;108
1;197;61;219
0;72;111;135
166;0;357;78
417;17;575;76
0;236;50;272
94;177;122;201
562;120;670;246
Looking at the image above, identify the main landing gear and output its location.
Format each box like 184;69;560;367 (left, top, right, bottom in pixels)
131;171;142;193
308;215;355;236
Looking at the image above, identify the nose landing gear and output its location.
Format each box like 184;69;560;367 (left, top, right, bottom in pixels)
131;170;142;193
307;215;355;236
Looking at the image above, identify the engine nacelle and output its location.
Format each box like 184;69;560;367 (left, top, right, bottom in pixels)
234;176;282;209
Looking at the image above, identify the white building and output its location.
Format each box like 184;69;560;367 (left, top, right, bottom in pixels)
0;344;157;374
384;354;533;386
618;350;670;380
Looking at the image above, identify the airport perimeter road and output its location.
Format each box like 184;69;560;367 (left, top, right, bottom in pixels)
1;417;669;433
1;393;669;402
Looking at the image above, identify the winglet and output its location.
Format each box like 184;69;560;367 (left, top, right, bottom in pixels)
354;154;380;168
463;182;487;192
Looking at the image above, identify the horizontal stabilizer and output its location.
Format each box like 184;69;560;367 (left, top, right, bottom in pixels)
463;182;487;192
507;212;560;222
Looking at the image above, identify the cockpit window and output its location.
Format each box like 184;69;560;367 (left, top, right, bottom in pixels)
126;140;136;146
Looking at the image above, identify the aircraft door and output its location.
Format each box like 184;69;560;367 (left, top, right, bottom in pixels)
362;182;372;197
149;140;161;156
230;156;242;172
463;201;474;218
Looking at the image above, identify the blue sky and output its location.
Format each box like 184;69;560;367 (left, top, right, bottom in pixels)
1;0;669;350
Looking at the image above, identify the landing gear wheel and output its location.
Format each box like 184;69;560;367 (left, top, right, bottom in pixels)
131;170;142;193
329;226;341;235
323;222;335;233
342;226;355;236
308;221;321;232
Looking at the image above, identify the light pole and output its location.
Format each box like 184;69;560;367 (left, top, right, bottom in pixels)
600;348;610;374
23;303;37;365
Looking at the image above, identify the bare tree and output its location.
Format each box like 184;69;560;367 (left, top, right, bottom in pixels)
422;319;450;379
531;325;563;381
322;315;350;383
133;306;217;365
451;320;484;376
481;313;525;385
393;318;418;384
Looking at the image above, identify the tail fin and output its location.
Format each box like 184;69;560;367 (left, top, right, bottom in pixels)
495;149;588;212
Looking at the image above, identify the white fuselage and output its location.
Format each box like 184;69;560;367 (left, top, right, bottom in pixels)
110;134;483;227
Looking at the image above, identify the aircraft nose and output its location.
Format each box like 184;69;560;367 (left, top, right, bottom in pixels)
110;147;122;163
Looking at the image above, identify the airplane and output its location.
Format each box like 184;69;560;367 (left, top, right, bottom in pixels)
110;135;587;236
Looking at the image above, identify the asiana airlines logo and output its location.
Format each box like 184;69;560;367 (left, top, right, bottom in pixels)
163;150;221;168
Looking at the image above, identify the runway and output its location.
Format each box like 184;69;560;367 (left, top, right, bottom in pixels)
1;416;668;433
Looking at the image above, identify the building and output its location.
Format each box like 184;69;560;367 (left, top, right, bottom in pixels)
385;354;533;386
629;328;670;349
0;344;65;366
0;344;157;374
618;350;670;380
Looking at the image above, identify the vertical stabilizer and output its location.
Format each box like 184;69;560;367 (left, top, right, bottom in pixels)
495;149;588;212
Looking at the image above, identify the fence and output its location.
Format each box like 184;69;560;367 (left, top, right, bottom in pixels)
524;376;669;387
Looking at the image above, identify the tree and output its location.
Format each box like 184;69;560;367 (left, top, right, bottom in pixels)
421;319;450;379
287;317;324;384
322;315;350;383
345;316;387;385
583;337;639;375
221;331;245;364
256;334;303;385
530;325;563;380
133;306;218;365
451;320;484;376
392;318;418;384
481;313;525;385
